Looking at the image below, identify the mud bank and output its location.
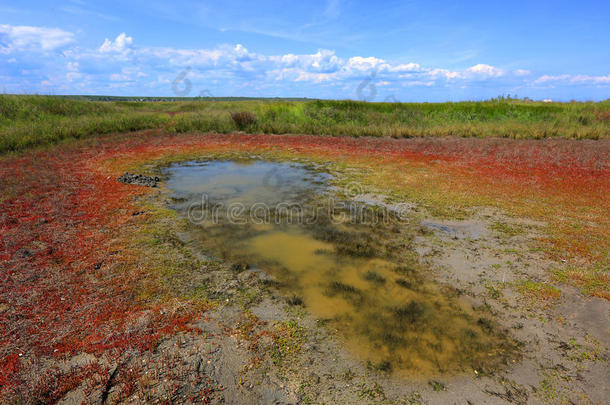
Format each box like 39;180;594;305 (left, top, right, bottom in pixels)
125;158;608;404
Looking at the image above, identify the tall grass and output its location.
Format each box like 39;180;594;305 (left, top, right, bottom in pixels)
1;95;608;153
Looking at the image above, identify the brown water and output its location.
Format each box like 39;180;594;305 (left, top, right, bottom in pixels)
165;160;516;374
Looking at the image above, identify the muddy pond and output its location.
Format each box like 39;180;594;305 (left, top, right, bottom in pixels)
164;160;516;375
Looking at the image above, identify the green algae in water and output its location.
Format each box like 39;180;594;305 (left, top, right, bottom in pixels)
164;160;517;375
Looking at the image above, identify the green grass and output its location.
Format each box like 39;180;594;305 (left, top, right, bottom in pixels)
517;280;562;301
490;221;525;237
552;264;609;299
270;320;304;367
1;94;609;153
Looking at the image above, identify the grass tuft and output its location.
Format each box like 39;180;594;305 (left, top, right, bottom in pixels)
517;280;562;300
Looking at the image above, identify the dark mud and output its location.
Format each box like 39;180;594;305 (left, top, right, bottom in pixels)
118;172;160;187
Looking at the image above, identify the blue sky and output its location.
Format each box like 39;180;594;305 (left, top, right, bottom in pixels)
1;0;609;101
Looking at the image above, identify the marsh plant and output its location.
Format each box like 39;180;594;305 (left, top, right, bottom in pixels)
230;111;257;129
2;94;609;153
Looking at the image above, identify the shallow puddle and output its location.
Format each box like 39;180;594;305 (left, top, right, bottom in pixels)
165;160;516;375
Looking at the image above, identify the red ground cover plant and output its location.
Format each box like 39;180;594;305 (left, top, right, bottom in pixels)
1;131;608;400
111;132;607;265
0;134;203;401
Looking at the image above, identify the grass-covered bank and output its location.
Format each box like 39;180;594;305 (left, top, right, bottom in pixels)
1;95;609;153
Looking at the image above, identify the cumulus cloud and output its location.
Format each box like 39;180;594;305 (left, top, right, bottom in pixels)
4;24;608;98
99;33;133;54
0;24;74;52
264;56;516;84
345;56;385;72
271;49;342;73
464;64;504;78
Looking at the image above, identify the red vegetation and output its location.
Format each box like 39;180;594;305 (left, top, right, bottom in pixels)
1;131;608;399
0;136;200;400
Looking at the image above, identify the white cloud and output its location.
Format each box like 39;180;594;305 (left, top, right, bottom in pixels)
270;49;342;73
266;54;528;87
535;74;570;84
232;44;250;60
464;64;505;78
99;33;133;54
384;63;424;73
0;24;74;52
296;71;334;83
571;75;610;84
5;24;608;98
535;74;610;85
345;56;385;72
403;80;435;87
427;68;461;80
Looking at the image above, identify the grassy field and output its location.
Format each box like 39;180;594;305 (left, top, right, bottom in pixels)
1;94;609;153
